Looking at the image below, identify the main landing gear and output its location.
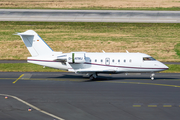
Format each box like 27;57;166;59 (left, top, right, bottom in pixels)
150;73;155;80
89;73;98;80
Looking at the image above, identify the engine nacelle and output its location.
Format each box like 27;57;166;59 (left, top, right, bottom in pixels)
67;52;86;64
56;54;67;62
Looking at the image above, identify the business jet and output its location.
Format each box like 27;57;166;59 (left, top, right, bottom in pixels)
15;30;168;80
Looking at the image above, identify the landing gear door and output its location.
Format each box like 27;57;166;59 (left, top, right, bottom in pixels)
105;58;110;65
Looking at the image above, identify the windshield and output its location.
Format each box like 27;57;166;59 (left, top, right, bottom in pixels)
143;57;156;61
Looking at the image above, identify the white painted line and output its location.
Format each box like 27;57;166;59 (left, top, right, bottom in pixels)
0;94;64;120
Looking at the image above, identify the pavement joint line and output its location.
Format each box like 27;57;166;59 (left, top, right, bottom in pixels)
12;74;24;84
0;94;65;120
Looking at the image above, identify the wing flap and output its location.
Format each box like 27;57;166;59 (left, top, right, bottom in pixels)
75;69;117;73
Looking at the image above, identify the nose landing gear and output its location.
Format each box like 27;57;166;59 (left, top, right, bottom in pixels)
150;73;155;80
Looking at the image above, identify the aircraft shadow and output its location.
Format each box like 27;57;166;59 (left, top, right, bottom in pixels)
47;74;178;82
84;77;178;82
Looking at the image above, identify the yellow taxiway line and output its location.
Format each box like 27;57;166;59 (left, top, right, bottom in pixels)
148;105;157;107
0;76;178;88
102;81;180;88
163;105;172;107
12;74;24;84
133;105;142;107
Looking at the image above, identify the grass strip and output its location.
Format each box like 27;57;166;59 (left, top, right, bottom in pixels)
0;63;66;72
1;7;180;11
0;63;178;73
174;43;180;58
0;21;180;62
1;0;180;11
161;64;180;73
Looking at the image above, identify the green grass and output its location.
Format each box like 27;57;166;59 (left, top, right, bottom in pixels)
0;63;66;72
1;21;180;61
1;0;180;11
1;7;180;11
174;43;180;58
162;64;180;73
1;22;180;41
0;63;179;73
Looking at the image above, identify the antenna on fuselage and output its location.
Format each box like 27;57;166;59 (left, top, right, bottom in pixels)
126;50;129;53
102;50;105;53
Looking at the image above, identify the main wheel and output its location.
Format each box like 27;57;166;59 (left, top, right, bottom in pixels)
89;75;94;80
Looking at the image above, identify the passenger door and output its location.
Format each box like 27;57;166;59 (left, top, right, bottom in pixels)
105;58;110;65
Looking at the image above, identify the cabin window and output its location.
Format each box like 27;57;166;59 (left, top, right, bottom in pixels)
143;57;156;61
95;59;97;62
118;60;120;62
124;59;126;62
112;59;114;62
129;59;132;62
101;59;103;62
90;59;91;62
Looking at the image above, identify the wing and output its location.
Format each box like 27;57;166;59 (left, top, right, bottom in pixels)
75;69;118;74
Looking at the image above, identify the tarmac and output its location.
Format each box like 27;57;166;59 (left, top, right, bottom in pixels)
0;72;180;120
1;9;180;23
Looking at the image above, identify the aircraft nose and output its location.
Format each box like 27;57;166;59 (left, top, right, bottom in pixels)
161;63;169;70
164;65;169;70
155;61;169;71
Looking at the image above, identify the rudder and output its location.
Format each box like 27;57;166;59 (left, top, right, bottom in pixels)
16;30;53;57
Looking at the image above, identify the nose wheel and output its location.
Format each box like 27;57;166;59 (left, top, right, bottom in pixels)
150;73;155;80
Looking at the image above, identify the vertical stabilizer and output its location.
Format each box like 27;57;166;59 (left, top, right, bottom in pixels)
16;30;53;57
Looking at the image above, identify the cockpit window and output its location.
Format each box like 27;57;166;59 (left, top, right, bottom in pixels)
143;57;156;61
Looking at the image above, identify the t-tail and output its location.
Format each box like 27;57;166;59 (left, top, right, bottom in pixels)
15;30;53;57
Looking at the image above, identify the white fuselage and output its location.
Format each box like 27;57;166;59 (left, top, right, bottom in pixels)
27;52;168;74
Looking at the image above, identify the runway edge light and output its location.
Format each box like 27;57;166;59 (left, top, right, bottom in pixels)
28;108;32;111
5;96;8;99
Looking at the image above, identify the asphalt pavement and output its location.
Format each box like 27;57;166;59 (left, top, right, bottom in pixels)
0;72;180;120
1;9;180;23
